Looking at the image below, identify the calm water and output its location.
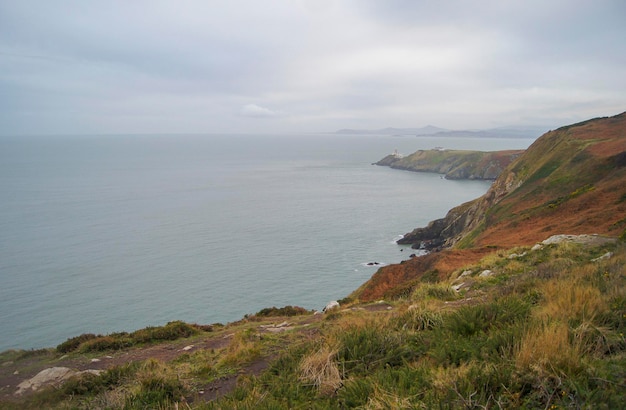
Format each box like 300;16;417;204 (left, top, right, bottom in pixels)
0;133;535;350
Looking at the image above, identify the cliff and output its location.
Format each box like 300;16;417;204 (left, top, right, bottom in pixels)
397;112;626;251
376;149;523;180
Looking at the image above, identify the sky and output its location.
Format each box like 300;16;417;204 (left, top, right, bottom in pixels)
1;0;625;135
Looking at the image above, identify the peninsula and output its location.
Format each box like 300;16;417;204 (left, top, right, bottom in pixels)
375;148;524;180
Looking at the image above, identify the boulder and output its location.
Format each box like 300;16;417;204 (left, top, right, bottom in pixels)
15;367;102;396
323;301;340;312
541;234;617;246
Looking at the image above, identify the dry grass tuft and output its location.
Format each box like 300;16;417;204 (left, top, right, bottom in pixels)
299;345;342;396
537;278;608;323
218;330;262;368
515;321;582;375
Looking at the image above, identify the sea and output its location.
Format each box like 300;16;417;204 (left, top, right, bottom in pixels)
0;133;536;351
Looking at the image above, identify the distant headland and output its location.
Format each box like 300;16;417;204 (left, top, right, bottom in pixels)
375;148;524;180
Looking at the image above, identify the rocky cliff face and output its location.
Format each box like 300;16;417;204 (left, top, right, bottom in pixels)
397;112;626;250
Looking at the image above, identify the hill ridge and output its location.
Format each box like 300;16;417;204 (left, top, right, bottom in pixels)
395;111;626;252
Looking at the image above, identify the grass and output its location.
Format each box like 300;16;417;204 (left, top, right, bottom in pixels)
298;345;341;396
4;242;626;409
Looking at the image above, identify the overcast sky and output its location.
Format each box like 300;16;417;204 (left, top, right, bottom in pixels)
1;0;625;135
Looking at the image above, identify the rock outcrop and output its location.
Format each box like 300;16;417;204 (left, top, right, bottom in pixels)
15;367;102;396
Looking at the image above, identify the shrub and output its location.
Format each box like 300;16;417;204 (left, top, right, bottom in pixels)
79;335;133;352
444;296;531;337
254;305;311;317
130;320;198;344
57;333;98;353
59;321;201;353
337;377;373;408
336;323;416;374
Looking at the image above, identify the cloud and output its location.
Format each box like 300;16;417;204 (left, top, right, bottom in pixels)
240;104;283;118
0;0;625;135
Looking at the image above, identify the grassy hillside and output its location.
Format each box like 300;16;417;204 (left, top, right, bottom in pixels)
476;114;626;247
1;113;625;409
376;149;523;180
396;113;626;252
2;240;624;408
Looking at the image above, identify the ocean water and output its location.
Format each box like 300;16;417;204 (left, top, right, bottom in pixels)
0;133;535;351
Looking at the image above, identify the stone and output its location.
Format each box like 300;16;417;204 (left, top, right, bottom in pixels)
182;345;194;351
592;252;613;262
479;269;495;277
15;367;101;396
508;252;527;259
323;301;340;312
541;234;617;246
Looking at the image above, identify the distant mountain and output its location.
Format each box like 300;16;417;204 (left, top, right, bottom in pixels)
335;125;448;136
335;125;547;138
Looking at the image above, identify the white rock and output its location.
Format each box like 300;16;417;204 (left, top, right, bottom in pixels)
531;244;543;251
479;269;495;277
541;234;616;246
542;234;576;245
508;252;527;259
181;345;194;351
323;301;340;312
451;283;464;292
592;252;613;262
14;367;103;396
90;358;100;363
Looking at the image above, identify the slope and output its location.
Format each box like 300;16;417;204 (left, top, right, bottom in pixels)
398;112;626;250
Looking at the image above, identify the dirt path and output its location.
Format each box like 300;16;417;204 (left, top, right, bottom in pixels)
0;313;330;403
